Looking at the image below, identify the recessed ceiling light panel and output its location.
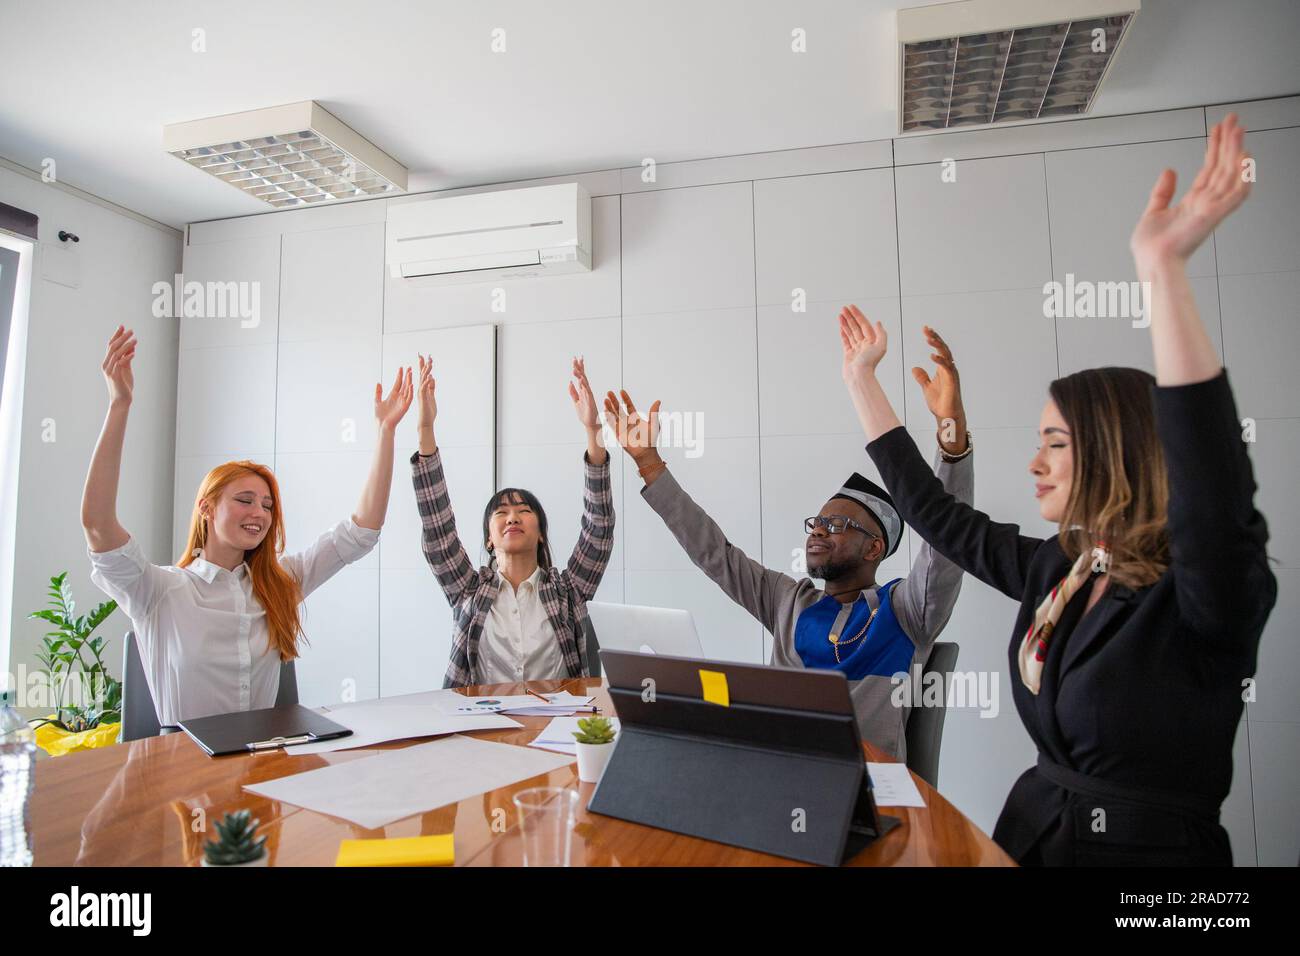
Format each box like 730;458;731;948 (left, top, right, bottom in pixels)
163;101;407;207
897;0;1139;133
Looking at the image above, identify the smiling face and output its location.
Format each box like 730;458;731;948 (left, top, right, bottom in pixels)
202;474;274;555
1030;399;1075;524
805;497;885;582
486;491;543;562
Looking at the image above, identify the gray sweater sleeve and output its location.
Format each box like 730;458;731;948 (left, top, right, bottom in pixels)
641;468;798;635
889;446;975;649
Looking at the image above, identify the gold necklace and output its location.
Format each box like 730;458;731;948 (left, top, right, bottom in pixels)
828;602;879;663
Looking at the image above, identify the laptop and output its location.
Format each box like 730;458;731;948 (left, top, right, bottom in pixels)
585;602;704;659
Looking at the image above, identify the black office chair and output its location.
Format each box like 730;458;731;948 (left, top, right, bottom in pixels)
904;641;960;789
120;631;299;742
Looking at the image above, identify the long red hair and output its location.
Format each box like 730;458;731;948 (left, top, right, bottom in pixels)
177;461;304;661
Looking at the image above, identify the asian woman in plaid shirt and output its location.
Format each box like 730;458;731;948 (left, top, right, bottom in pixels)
410;354;615;688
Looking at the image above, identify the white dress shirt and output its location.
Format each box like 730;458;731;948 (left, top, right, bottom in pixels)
88;519;379;726
476;567;564;683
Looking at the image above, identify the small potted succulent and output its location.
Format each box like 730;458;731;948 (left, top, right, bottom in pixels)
572;715;617;784
202;809;268;867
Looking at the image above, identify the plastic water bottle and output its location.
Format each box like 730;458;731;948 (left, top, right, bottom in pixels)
0;702;35;867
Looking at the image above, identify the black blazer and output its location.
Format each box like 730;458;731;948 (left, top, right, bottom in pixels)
867;371;1275;866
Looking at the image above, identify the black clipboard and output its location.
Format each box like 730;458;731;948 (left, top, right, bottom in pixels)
588;649;902;866
178;704;352;757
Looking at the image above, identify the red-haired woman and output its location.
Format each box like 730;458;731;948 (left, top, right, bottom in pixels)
80;330;414;727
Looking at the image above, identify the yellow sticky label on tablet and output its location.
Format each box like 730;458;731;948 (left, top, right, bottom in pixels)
699;669;730;707
335;833;454;867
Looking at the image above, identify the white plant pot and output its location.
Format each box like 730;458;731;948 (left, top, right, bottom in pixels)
575;739;615;784
201;852;268;867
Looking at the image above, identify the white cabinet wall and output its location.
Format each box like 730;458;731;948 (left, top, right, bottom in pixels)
178;95;1300;865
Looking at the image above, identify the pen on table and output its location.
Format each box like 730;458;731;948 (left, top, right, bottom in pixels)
526;689;551;704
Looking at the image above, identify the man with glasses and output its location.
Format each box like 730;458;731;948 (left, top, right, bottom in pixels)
603;328;973;759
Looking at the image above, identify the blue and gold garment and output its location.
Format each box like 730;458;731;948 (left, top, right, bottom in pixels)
793;579;913;680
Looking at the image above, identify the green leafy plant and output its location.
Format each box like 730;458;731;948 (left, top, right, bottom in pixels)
203;809;268;866
571;715;616;745
27;572;121;732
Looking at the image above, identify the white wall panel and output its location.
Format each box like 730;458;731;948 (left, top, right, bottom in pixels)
621;182;754;316
294;567;379;708
178;234;280;350
758;296;903;438
279;222;384;342
753;168;898;306
175;343;277;457
1046;138;1216;283
896;153;1052;297
623;307;758;439
497;315;620;447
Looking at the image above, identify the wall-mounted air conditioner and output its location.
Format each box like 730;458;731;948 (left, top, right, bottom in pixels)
386;182;591;285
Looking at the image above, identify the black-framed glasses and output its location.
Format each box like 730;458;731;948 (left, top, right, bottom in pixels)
804;515;878;537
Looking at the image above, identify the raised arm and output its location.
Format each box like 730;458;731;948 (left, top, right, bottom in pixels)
81;326;135;553
569;356;607;466
1129;114;1275;637
840;307;1043;601
889;327;974;644
604;388;797;634
410;354;479;607
353;364;413;531
1132;113;1250;387
564;357;614;600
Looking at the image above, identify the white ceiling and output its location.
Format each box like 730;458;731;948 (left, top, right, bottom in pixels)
1;0;1297;230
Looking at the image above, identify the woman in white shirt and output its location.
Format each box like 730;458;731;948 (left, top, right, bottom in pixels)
410;355;615;687
81;327;414;726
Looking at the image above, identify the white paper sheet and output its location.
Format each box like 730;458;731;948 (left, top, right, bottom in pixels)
326;688;464;710
286;702;521;755
242;734;576;829
527;740;579;756
430;691;594;716
526;715;621;756
866;761;927;808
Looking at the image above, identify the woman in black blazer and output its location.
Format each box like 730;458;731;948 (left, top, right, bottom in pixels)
836;114;1275;866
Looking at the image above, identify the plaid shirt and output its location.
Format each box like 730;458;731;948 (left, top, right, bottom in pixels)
410;448;615;688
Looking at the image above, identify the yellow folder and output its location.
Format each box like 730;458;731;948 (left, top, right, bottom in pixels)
335;833;455;867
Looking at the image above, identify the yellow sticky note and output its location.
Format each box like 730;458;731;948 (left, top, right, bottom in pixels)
699;669;730;707
335;833;455;867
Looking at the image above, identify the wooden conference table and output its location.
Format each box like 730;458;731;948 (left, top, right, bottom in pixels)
30;678;1014;866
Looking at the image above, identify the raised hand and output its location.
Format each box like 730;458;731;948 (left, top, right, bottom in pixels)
911;326;968;455
911;325;965;422
375;365;414;433
839;304;889;384
416;354;438;431
101;325;136;405
568;356;600;432
1130;113;1252;274
603;389;661;467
